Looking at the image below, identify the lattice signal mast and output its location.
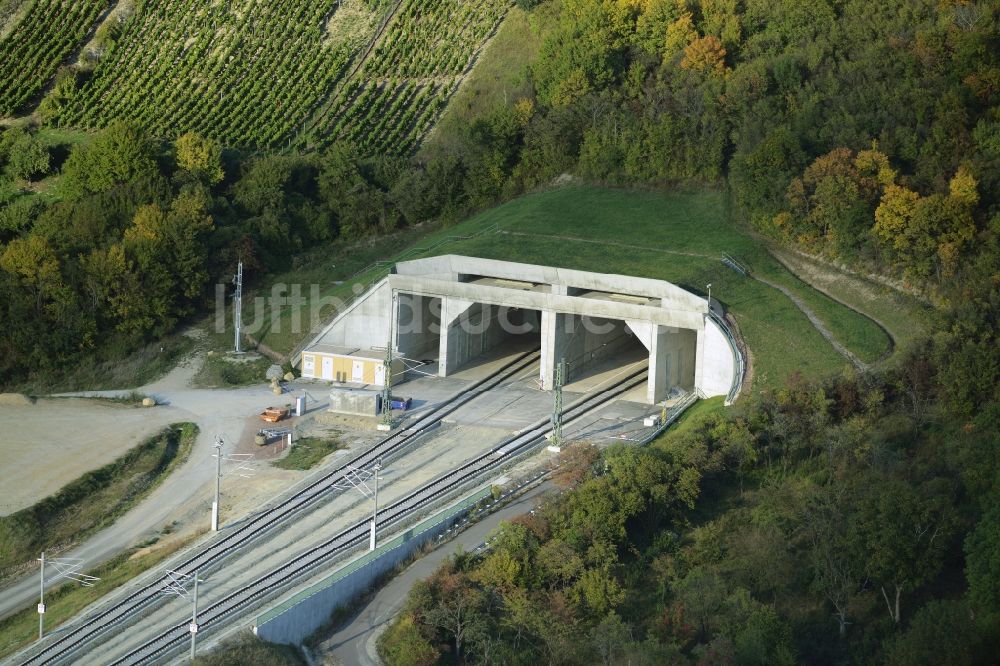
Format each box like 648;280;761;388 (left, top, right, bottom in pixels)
551;358;565;447
381;291;396;427
233;261;243;353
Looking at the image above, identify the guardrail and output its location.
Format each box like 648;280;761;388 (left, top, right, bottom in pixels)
721;253;749;276
708;310;745;405
634;391;699;445
287;223;501;366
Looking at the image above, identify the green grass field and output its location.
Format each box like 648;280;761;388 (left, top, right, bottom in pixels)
411;187;894;387
237;185;910;392
273;437;345;471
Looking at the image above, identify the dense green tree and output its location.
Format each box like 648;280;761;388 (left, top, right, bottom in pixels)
965;495;1000;615
6;131;50;182
884;600;995;666
854;476;956;623
62;122;159;198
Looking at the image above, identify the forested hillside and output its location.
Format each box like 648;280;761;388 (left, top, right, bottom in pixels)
368;0;997;664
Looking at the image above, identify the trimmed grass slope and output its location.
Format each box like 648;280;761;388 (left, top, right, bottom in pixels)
419;187;894;385
242;186;904;391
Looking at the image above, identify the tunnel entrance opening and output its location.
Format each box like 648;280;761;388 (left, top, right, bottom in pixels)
554;316;648;401
441;303;541;378
395;293;442;378
551;315;697;404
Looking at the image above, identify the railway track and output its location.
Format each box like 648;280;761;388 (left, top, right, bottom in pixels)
15;349;542;666
108;366;649;665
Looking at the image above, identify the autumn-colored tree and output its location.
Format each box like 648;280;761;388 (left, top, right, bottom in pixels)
948;164;979;206
682;35;727;76
699;0;742;51
873;184;920;253
175;131;224;185
854;144;897;190
417;566;491;660
79;244;128;313
782;146;891;255
377;613;440;666
0;235;62;312
665;12;697;58
552;442;600;488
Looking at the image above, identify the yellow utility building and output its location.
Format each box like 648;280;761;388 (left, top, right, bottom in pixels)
300;345;402;386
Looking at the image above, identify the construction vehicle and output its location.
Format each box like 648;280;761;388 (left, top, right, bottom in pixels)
259;406;289;423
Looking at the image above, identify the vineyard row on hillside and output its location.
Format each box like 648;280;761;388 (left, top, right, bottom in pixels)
4;0;507;154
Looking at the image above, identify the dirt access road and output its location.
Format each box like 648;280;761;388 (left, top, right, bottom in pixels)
0;353;317;621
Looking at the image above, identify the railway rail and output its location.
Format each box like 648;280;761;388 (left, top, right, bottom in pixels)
107;366;649;665
15;349;542;666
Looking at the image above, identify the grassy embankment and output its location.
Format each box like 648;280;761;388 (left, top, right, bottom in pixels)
0;422;198;580
193;634;305;666
425;4;548;150
193;354;274;388
6;335;194;395
0;422;198;657
272;437;345;471
252;186;911;392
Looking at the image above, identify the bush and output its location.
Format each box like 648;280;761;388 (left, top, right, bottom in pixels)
885;600;994;666
194;633;304;666
377;613;440;666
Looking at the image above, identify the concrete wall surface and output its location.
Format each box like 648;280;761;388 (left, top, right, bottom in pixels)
701;318;736;398
390;275;706;331
254;488;492;646
396;294;441;359
314;280;393;350
300;256;744;404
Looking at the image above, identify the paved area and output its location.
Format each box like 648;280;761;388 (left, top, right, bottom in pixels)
316;482;555;666
79;421;520;665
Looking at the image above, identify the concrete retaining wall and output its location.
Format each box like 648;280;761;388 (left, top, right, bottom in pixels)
702;317;737;398
314;280;393;350
396;293;441;359
254;488;492;646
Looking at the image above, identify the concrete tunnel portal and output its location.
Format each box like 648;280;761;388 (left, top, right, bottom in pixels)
393;297;682;399
300;256;742;406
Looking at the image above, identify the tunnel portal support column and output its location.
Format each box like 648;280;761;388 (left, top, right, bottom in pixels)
438;297;474;377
